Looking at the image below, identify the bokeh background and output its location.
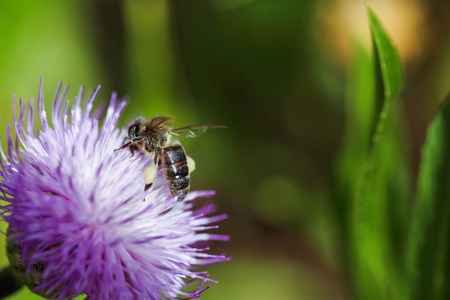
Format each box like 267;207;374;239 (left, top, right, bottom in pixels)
0;0;449;299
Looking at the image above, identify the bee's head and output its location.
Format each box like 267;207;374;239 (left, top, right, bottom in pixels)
115;120;144;153
128;120;141;140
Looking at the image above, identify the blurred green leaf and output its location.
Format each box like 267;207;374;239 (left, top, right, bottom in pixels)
366;6;404;104
350;7;407;300
366;5;404;149
333;40;374;274
332;41;371;299
407;93;450;300
351;110;409;300
334;6;408;300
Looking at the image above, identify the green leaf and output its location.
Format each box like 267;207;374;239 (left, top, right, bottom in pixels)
346;7;408;300
331;41;375;300
366;5;404;150
366;6;404;104
407;93;450;300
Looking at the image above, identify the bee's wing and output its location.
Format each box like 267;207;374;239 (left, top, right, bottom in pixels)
169;125;226;138
149;115;174;128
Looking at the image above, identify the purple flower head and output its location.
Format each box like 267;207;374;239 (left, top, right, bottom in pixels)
0;79;229;299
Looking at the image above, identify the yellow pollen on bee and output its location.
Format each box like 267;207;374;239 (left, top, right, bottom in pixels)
187;156;196;173
144;164;158;185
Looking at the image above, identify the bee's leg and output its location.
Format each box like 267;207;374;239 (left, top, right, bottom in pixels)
176;191;188;202
144;164;158;191
114;141;131;152
129;144;138;157
144;152;161;191
186;155;196;174
153;150;161;165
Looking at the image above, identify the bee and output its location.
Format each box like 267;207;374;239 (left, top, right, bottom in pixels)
115;115;225;201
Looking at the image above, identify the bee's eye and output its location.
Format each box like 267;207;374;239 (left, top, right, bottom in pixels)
128;124;139;139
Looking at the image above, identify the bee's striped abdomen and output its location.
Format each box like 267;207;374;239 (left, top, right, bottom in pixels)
162;144;190;201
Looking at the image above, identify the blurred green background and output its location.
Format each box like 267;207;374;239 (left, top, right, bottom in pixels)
1;0;450;299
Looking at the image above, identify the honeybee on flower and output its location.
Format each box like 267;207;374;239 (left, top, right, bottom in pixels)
0;79;229;299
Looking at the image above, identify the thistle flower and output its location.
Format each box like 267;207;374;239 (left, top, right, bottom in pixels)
0;79;229;299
